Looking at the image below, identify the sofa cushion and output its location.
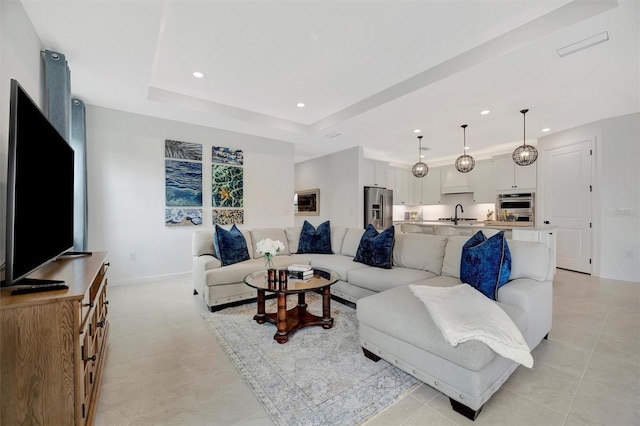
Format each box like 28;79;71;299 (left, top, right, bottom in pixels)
354;225;395;269
205;257;291;287
341;228;365;257
284;226;302;254
461;231;511;300
441;236;469;278
310;254;369;281
297;220;332;254
250;228;290;258
331;226;348;254
393;233;447;275
213;225;251;266
507;240;549;281
193;229;215;257
348;267;436;293
356;284;528;372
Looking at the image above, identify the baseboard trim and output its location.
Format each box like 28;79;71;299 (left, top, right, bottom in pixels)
109;271;191;287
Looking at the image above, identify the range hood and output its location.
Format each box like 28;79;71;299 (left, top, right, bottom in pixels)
440;166;473;194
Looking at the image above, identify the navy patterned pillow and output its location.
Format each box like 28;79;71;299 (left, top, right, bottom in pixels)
460;231;511;300
353;224;395;269
297;220;332;254
213;224;250;266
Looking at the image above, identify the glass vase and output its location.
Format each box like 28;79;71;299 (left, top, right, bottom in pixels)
265;255;275;270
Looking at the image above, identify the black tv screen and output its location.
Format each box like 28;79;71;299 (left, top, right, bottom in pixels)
4;79;74;286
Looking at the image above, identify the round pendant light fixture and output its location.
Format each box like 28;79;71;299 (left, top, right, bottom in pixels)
412;135;429;178
455;124;475;173
512;109;538;166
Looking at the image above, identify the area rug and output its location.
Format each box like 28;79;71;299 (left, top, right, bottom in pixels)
202;293;419;426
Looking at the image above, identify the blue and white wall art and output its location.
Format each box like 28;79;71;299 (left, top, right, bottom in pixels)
165;139;203;225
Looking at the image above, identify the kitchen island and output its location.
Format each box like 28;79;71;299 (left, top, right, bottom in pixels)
393;221;557;271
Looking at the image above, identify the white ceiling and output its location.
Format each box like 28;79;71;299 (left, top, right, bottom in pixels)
20;0;640;166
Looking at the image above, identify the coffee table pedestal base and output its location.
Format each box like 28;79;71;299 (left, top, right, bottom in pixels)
253;290;333;344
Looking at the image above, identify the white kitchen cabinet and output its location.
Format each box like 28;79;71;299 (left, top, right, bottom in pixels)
496;156;536;191
392;168;411;205
363;160;388;188
469;160;496;203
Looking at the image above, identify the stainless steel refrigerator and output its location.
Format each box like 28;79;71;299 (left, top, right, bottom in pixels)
364;186;393;230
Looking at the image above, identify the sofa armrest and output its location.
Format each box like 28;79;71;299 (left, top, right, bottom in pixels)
498;278;552;350
193;255;221;294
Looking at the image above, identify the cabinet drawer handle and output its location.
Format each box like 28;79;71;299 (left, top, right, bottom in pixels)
84;301;94;308
86;354;97;362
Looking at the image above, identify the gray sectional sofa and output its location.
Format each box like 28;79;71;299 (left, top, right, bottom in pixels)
192;225;554;420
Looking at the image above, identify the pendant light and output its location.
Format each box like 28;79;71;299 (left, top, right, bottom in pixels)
412;135;429;178
455;124;475;173
512;109;538;166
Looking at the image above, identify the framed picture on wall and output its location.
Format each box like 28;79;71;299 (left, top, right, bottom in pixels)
295;188;319;216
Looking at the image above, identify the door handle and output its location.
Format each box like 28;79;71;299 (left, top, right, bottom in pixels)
543;220;550;224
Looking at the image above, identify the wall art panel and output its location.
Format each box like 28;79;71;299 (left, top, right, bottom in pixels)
165;208;203;226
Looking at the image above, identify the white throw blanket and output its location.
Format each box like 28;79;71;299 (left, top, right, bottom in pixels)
409;284;533;368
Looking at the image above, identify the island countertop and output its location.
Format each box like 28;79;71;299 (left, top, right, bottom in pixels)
393;220;556;231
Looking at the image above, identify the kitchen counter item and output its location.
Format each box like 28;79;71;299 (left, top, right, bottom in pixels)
483;220;533;227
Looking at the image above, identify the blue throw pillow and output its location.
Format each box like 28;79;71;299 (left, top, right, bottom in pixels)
297;220;332;254
460;231;512;300
213;224;250;266
353;224;395;269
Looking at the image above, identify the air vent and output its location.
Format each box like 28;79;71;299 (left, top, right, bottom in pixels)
420;147;430;151
557;31;609;57
324;131;342;139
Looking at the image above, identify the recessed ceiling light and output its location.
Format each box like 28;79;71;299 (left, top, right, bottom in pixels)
297;102;305;108
192;71;204;78
480;110;491;115
420;155;425;158
541;128;551;132
464;146;470;150
413;129;421;133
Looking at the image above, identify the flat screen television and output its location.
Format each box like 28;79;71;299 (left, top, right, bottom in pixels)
3;79;75;286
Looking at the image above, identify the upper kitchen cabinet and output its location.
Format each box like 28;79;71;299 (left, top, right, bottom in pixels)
468;160;496;203
363;160;388;188
392;167;411;205
495;155;537;191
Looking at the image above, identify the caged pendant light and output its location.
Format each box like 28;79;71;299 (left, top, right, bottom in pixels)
455;124;475;173
412;135;429;178
512;109;538;166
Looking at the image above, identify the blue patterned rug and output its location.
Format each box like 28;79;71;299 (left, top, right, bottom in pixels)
202;293;419;426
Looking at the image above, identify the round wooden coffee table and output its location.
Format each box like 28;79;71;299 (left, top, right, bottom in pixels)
244;267;339;344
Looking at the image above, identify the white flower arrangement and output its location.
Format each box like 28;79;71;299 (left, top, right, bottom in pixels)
256;238;285;268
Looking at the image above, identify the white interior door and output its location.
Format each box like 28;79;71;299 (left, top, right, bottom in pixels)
543;140;592;273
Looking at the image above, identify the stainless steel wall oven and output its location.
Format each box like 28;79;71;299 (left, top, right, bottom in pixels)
496;192;535;223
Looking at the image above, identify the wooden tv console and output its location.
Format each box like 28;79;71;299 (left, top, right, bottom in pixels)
0;252;109;425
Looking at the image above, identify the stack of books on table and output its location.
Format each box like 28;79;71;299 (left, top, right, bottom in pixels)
287;264;314;281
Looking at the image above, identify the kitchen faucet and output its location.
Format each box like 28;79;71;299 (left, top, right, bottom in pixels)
454;204;464;225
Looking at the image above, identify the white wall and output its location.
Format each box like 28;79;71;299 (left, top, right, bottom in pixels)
294;146;362;228
598;113;640;282
0;0;44;267
540;112;640;283
86;106;295;284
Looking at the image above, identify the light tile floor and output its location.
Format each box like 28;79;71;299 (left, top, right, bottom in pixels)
95;269;639;425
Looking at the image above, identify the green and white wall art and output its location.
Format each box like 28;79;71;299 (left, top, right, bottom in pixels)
212;146;244;225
